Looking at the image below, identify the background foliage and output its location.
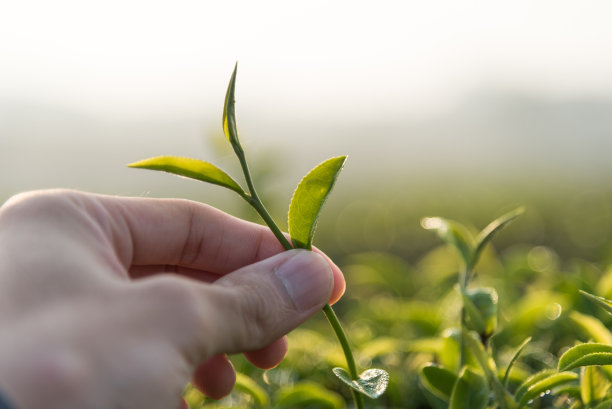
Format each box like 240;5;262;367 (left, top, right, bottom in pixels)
166;151;612;408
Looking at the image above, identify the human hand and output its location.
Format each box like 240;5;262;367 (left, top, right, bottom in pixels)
0;190;345;409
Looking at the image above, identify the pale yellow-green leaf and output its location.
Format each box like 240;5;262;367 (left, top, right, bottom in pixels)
128;156;245;195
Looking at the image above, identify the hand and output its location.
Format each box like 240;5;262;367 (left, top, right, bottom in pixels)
0;190;345;409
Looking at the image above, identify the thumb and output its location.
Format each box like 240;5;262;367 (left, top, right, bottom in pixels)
205;249;334;356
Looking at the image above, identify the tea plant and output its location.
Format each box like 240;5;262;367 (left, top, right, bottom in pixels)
415;208;612;409
128;64;388;408
417;208;577;409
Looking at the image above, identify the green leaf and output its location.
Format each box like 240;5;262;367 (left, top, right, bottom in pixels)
223;62;240;147
462;287;498;336
440;328;462;373
288;156;347;249
580;365;610;405
503;337;532;387
580;290;612;316
568;310;612;344
420;364;458;402
463;330;497;378
235;372;269;407
449;367;489;409
332;367;389;399
276;381;345;409
421;217;475;267
558;343;612;371
594;398;612;409
472;207;524;269
462;330;517;408
462;291;486;336
128;156;245;195
515;370;578;408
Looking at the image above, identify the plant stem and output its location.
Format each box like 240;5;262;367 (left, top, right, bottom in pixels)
246;195;293;250
323;304;365;409
234;146;293;250
323;304;358;378
234;145;364;408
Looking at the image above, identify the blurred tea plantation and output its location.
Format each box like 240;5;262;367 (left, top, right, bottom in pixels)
119;141;611;408
173;171;612;409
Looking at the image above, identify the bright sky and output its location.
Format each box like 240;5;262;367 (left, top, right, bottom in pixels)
2;0;612;119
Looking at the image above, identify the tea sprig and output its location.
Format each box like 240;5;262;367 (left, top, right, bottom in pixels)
129;63;388;408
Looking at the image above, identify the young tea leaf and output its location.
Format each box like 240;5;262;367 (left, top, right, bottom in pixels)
461;291;487;336
449;367;489;409
580;365;610;405
558;343;612;371
288;156;347;249
462;287;498;337
580;290;612;316
503;337;532;387
421;217;475;267
472;207;524;269
515;370;578;408
463;329;497;378
568;310;612;344
223;62;240;147
128;156;246;195
332;367;389;399
420;364;458;402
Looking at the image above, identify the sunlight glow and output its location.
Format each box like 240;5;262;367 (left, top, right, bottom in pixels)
2;0;612;118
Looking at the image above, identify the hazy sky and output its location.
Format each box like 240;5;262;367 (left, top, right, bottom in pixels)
2;0;612;119
2;1;612;202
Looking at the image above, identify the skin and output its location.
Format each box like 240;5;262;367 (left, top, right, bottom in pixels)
0;190;345;409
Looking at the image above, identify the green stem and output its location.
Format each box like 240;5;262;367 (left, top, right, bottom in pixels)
246;195;293;250
234;146;292;250
323;304;358;377
234;144;364;408
323;304;365;409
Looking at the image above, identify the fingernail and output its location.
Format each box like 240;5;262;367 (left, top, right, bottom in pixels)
275;250;333;312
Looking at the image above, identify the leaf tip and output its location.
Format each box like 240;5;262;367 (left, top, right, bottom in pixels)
421;217;444;230
127;157;155;169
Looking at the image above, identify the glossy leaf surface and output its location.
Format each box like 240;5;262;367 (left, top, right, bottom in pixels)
558;343;612;371
515;370;578;408
420;364;458;401
449;367;489;409
223;62;239;146
288;156;347;249
128;156;245;195
332;367;389;399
